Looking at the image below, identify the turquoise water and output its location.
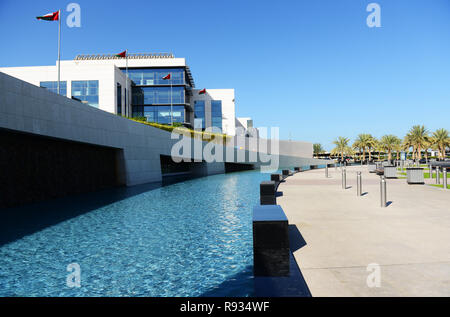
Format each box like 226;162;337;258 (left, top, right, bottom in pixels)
0;170;273;297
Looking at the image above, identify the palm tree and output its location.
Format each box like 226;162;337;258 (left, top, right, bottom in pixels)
332;137;351;161
372;139;383;161
353;133;371;162
394;139;403;160
352;139;362;161
403;133;415;160
366;134;377;162
313;143;325;158
423;138;432;162
431;128;450;160
380;135;401;162
408;125;429;160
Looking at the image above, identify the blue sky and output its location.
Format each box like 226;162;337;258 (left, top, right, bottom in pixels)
1;0;449;150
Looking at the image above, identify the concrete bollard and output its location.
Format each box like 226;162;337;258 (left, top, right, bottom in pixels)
429;164;433;179
380;176;387;208
260;181;276;205
357;172;362;196
436;167;440;184
271;174;281;182
342;168;347;189
325;165;329;178
253;205;290;276
443;168;448;189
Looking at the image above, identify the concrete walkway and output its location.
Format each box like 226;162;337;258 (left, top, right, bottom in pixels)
277;165;450;296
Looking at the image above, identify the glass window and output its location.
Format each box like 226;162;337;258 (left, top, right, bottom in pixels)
132;86;185;105
71;80;99;108
172;105;185;123
125;68;186;86
194;100;205;129
134;105;184;124
132;105;143;118
117;83;122;115
40;81;67;96
157;106;171;124
211;100;222;131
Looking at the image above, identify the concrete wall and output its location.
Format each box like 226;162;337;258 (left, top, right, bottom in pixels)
0;129;121;209
0;71;328;188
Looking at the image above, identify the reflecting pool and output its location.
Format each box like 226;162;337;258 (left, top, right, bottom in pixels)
0;170;276;296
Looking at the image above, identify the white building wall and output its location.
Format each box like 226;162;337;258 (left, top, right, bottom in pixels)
0;62;132;115
191;88;236;136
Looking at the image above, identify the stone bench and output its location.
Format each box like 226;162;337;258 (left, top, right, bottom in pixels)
282;169;291;178
270;173;282;182
253;205;290;277
260;181;277;205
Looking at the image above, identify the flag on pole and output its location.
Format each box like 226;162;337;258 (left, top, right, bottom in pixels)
114;50;130;115
115;51;127;58
37;10;61;94
162;73;173;124
198;88;206;95
36;11;59;21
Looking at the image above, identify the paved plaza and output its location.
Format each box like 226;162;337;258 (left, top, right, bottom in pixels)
278;165;450;296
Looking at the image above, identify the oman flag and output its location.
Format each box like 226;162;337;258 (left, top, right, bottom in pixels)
36;11;59;21
162;73;171;80
198;88;206;94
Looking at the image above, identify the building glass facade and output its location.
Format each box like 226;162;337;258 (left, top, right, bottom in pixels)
132;87;185;105
127;68;186;86
127;67;191;124
117;83;122;115
40;81;67;96
71;80;99;108
211;100;222;131
194;100;205;130
132;105;185;124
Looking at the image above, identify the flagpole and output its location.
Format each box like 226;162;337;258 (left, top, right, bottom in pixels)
57;9;61;95
170;72;173;125
126;49;128;117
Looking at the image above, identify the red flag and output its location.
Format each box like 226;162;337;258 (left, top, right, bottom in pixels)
36;11;59;21
114;51;127;58
162;73;171;80
115;51;126;58
198;88;206;95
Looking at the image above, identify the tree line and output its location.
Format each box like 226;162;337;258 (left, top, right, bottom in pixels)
313;125;449;161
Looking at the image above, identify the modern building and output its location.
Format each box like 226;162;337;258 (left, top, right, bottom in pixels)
0;53;239;135
236;117;258;137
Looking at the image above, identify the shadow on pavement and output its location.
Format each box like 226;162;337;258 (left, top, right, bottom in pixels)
289;224;307;252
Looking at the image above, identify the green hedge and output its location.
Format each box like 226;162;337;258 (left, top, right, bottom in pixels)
122;116;231;144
